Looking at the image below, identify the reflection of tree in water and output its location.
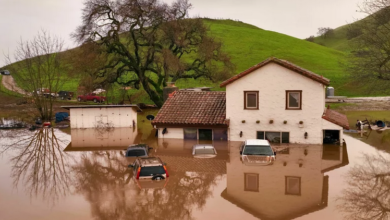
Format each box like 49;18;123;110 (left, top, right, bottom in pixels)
1;128;72;204
338;153;390;220
72;151;220;220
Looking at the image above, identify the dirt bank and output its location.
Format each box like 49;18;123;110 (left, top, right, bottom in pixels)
1;75;28;95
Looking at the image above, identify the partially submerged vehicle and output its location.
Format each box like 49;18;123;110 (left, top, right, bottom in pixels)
125;144;152;157
129;157;169;181
192;144;217;158
240;139;276;165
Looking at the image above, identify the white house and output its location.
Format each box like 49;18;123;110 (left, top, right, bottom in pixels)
152;58;349;145
62;105;141;129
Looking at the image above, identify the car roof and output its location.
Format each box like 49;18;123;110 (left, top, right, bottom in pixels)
193;144;215;149
127;144;148;149
138;157;163;167
245;139;270;145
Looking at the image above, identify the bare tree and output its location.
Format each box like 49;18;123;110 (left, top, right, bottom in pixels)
338;153;390;220
72;0;234;107
347;0;390;86
5;30;70;120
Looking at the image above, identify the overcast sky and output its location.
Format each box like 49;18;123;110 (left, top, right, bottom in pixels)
0;0;366;67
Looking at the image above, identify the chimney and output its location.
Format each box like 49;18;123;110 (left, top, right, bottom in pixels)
163;82;179;102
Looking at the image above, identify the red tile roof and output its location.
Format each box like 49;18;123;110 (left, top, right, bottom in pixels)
152;91;228;127
220;57;330;87
322;108;350;130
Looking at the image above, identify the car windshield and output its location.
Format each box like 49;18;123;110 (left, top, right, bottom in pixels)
195;148;215;155
243;145;273;155
140;166;165;176
127;149;146;157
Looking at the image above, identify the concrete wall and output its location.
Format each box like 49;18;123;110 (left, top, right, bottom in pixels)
225;142;331;219
70;107;137;128
226;63;326;144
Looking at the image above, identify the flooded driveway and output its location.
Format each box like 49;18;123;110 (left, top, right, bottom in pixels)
0;116;389;219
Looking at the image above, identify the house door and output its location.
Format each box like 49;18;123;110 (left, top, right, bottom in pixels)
199;129;213;141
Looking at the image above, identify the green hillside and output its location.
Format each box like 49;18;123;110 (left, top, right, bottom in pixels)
8;19;376;102
199;19;352;95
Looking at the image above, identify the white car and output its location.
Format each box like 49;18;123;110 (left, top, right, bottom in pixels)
240;139;276;165
93;88;106;94
192;144;217;158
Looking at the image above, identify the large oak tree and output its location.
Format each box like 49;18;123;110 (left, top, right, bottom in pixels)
73;0;234;107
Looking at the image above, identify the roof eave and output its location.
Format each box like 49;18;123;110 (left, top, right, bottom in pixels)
220;58;330;87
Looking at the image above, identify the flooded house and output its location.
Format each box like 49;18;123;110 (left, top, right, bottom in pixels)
62;105;141;128
152;58;349;145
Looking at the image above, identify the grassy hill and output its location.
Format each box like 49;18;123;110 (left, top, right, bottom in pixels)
7;18;380;103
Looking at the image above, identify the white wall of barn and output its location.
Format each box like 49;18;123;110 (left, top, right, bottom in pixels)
70;107;137;128
226;62;327;144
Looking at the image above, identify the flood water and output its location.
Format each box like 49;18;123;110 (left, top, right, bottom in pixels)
0;111;389;220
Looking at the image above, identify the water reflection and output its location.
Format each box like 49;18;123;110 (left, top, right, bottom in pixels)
1;128;73;204
65;128;140;151
71;147;223;220
222;143;349;220
338;153;390;220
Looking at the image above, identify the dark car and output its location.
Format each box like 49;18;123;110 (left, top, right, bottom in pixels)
57;91;74;100
125;144;152;157
129;157;169;181
0;70;10;75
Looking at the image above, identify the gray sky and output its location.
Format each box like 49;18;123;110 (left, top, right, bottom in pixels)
0;0;365;67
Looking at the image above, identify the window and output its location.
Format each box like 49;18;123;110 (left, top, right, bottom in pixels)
244;91;259;109
286;90;302;110
184;128;197;140
257;131;289;144
285;176;301;195
244;173;259;192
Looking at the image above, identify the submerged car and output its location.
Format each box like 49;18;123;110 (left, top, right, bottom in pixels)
129;157;169;181
240;139;276;165
192;144;217;158
125;144;152;157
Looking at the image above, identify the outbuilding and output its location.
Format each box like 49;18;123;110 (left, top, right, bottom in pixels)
62;105;141;129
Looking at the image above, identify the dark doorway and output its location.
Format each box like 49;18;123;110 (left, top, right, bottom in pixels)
213;129;228;141
323;130;340;144
199;129;213;140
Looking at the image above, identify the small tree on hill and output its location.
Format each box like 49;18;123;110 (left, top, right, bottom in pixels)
317;27;334;39
72;0;234;107
5;31;70;120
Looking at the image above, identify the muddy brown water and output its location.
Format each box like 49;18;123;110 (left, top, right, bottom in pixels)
0;112;389;219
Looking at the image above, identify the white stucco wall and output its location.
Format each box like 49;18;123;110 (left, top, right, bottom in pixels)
70;107;138;128
226;62;326;144
157;128;184;139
